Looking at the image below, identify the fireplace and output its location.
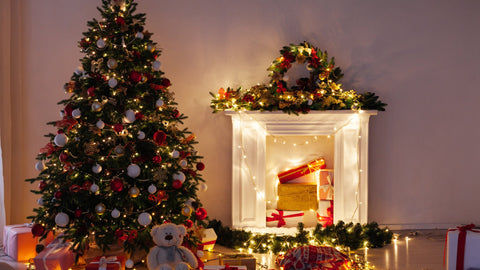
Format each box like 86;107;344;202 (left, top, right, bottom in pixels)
226;110;377;229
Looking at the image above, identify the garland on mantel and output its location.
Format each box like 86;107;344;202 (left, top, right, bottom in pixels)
210;41;386;114
207;219;393;254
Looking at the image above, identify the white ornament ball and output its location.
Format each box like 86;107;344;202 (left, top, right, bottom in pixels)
152;61;161;71
124;109;136;123
72;108;81;119
127;164;141;178
37;198;45;206
197;250;204;258
74;66;84;75
138;212;152;226
137;131;146;140
172;150;180;158
90;183;99;193
125;259;134;269
92;163;102;174
148;184;157;194
108;77;118;88
135;32;144;39
91;102;102;112
147;44;155;51
59;111;65;118
35;161;45;171
199;182;208;192
173;171;186;183
55;212;70;227
155;98;164;107
179;159;187;168
111;208;121;219
96;39;106;49
107;58;118;69
54;133;68;147
185;198;195;208
96;120;105;129
307;99;313;106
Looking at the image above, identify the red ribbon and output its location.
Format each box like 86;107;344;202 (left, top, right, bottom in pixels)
266;210;304;227
444;224;480;270
198;240;216;250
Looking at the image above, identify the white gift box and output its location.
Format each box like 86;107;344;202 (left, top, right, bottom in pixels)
201;228;217;251
266;209;304;228
446;228;480;270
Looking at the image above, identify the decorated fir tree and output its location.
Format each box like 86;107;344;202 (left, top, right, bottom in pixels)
26;0;208;262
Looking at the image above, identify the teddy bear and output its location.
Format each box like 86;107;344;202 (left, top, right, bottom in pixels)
147;223;198;270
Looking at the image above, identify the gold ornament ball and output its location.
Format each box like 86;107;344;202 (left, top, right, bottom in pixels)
95;203;106;215
107;58;118;69
129;186;140;198
181;205;193;216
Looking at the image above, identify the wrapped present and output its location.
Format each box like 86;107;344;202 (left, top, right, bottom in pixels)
277;183;317;211
279;246;351;270
34;238;75;270
277;158;326;184
445;224;480;270
317;201;334;227
266;209;304;228
3;223;54;262
219;254;256;270
199;228;217;251
204;265;247;270
319;185;334;200
319;169;334;186
86;256;126;270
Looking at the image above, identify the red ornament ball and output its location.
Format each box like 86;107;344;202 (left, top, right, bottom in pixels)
130;71;142;83
54;190;63;199
172;109;180;118
115;16;125;25
74;209;82;218
31;223;45;237
172;180;183;189
115;229;124;238
152;156;162;164
64;104;73;117
153;131;167;145
135;112;144;120
87;87;95;96
184;220;194;229
196;162;205;171
195;208;207;220
161;78;171;87
39;181;47;191
111;178;124;192
113;123;124;133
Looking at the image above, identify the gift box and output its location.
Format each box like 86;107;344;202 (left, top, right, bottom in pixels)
3;223;54;262
34;238;75;270
318;169;334;186
86;256;126;270
204;266;247;270
199;228;217;251
266;209;304;228
317;200;334;227
279;246;351;270
319;184;334;200
445;224;480;270
277;158;326;184
277;183;317;211
219;254;256;270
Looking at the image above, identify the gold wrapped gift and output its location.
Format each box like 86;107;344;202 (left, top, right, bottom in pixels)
219;253;256;270
277;183;318;211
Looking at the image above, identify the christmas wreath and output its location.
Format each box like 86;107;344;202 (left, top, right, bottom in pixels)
210;41;386;114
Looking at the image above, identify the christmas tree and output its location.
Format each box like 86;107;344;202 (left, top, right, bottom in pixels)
26;0;208;261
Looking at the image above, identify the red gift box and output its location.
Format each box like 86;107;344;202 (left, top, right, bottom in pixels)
3;223;54;262
278;158;326;184
317;201;334;227
33;238;75;270
86;256;126;270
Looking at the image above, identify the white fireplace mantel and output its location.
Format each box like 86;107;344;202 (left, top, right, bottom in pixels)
225;110;377;229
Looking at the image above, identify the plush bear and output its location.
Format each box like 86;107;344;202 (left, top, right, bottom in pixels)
147;223;198;270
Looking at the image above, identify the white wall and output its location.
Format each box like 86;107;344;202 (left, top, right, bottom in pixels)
4;0;480;229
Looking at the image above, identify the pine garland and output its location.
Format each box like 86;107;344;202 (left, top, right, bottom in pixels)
208;219;393;254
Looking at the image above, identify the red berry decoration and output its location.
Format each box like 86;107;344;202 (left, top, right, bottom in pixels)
184;220;194;229
31;223;45;237
74;209;82;218
196;162;205;171
195;208;207;220
54;190;63;199
172;180;182;189
59;152;69;163
129;71;142;83
39;181;47;191
113;123;124;132
111;178;124;192
153;131;167;145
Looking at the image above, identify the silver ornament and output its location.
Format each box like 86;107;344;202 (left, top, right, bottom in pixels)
107;58;118;69
90;183;99;193
135;32;144;39
127;164;141;178
156;98;164;107
148;184;157;194
35;161;45;171
92;163;102;174
96;39;106;49
137;131;146;140
72;108;81;119
173;171;186;183
152;60;161;71
91;102;102;112
96;120;105;129
124;109;136;123
95;203;106;215
54;133;68;147
108;78;118;88
172;150;180;158
55;212;70;227
138;212;152;226
111;208;121;218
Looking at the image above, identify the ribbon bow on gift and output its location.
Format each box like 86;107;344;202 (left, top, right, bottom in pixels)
444;224;480;270
92;256;121;270
266;210;304;228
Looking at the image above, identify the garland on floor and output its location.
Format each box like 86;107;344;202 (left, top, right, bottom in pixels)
210;41;386;114
207;219;393;254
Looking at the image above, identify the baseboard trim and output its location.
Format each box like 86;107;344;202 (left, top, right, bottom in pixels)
378;223;459;230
